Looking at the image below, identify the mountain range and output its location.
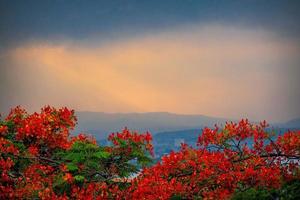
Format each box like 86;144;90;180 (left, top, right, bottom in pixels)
74;111;300;140
74;111;230;139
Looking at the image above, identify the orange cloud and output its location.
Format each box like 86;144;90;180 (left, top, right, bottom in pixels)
5;24;300;122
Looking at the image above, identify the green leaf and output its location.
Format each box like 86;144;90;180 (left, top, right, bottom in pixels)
137;156;152;166
66;163;78;172
85;160;99;169
64;152;83;163
132;150;142;157
74;175;85;182
170;194;183;200
93;151;110;159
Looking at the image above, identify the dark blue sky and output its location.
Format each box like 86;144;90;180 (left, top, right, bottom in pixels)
1;0;300;49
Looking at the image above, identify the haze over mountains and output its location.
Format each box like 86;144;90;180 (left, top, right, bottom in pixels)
74;111;300;140
282;118;300;129
75;111;229;139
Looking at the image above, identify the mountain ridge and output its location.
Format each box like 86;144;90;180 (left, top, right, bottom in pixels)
74;111;300;140
74;111;231;139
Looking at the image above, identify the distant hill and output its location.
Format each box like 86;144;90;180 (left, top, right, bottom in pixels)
283;118;300;129
74;111;230;139
151;126;300;160
74;111;300;140
272;118;300;129
79;112;300;160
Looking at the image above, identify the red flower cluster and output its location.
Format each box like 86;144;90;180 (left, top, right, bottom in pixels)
108;128;153;156
70;133;97;145
0;106;77;198
0;106;154;199
0;125;8;135
127;119;300;199
6;106;77;151
0;137;19;196
0;106;299;199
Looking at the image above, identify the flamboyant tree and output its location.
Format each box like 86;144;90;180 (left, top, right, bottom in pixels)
127;120;300;199
0;106;299;199
0;106;153;199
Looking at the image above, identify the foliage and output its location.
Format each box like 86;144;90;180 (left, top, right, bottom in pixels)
126;119;300;199
0;106;299;199
232;180;300;200
0;106;153;199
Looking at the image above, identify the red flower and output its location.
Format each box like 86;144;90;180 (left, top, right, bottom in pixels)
63;173;74;183
0;125;8;135
28;146;39;156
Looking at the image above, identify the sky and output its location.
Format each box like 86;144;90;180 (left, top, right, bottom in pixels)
0;0;300;123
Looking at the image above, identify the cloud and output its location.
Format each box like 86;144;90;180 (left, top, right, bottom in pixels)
1;24;300;122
